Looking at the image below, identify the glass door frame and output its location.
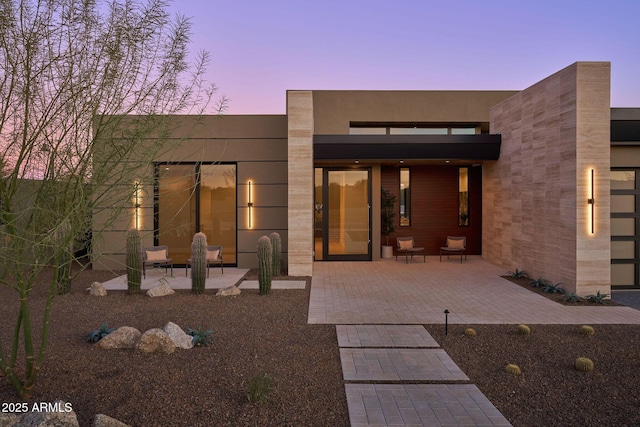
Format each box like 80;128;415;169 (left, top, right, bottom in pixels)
321;167;372;261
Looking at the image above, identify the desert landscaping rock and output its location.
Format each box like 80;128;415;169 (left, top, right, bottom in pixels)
163;322;193;349
19;400;78;426
216;285;241;296
135;328;176;354
88;282;107;296
97;326;141;350
93;414;131;427
146;282;175;297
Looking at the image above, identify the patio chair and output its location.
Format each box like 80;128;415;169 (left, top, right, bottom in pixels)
142;245;173;278
440;236;467;263
395;237;426;264
186;245;224;277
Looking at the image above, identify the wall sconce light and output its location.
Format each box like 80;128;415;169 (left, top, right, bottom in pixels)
248;180;253;229
587;169;595;234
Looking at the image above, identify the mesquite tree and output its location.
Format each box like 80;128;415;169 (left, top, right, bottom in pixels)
0;0;225;399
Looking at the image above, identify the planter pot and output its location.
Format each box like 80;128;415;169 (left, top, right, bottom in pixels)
381;245;394;259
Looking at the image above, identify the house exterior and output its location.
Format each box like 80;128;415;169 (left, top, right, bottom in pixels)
92;61;640;296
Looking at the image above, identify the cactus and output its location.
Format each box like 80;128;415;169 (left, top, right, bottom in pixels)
126;228;142;294
464;328;477;337
516;324;531;335
191;232;207;294
575;357;594;372
579;325;595;336
270;232;281;277
505;364;522;375
258;236;272;295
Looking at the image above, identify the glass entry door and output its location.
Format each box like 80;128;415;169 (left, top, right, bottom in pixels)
323;169;371;260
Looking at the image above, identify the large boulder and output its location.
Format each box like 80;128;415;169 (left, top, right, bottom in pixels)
216;285;241;296
146;282;175;297
135;328;176;354
163;322;193;349
88;282;107;297
93;414;131;427
97;327;141;350
19;400;78;426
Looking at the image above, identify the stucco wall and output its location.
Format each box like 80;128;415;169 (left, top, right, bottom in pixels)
484;62;611;295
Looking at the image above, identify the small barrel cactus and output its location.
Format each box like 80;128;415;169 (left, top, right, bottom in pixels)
516;324;531;335
505;364;522;375
270;232;281;277
126;228;142;294
464;328;477;337
258;236;272;295
579;325;595;336
575;357;594;372
191;232;207;294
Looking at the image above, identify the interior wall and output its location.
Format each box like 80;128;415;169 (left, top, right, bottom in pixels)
484;62;611;295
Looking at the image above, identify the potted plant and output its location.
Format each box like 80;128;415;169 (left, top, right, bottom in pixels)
381;188;396;258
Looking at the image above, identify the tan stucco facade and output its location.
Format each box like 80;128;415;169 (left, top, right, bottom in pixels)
484;62;611;295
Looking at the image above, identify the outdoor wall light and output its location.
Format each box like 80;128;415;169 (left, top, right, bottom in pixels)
248;180;253;229
587;169;595;234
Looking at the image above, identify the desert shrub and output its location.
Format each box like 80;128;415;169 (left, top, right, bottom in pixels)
528;277;548;288
563;292;583;303
579;325;595;336
516;324;531;335
86;323;116;343
464;328;477;337
585;291;610;304
505;364;522;375
543;282;565;294
575;357;594;372
247;372;275;404
507;268;529;279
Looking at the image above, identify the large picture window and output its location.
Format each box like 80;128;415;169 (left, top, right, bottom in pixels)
157;163;236;265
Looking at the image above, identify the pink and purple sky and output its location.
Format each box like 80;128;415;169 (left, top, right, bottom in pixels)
171;0;639;114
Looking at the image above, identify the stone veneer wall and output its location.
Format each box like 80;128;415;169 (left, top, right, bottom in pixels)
484;62;611;295
287;91;314;276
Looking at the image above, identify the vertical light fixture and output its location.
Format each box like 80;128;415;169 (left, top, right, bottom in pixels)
587;169;595;234
133;180;142;230
247;180;253;229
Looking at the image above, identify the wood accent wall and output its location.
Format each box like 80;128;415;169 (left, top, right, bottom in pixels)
485;62;611;295
381;165;483;255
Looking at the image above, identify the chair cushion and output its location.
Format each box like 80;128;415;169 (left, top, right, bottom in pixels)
146;249;167;262
206;249;220;261
398;240;413;250
447;239;465;250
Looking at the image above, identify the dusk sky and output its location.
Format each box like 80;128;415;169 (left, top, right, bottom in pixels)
171;0;639;114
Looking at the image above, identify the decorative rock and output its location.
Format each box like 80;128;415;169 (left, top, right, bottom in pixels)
135;328;176;354
20;400;78;426
163;322;194;349
0;413;21;426
97;326;141;350
146;282;175;297
216;285;241;296
89;282;107;296
93;414;132;427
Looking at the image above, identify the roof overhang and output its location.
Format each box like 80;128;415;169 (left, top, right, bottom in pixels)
313;134;501;161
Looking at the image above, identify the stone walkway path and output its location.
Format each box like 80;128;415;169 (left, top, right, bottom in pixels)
337;325;512;426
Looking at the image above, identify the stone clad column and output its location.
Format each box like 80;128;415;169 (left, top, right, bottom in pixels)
287;91;314;276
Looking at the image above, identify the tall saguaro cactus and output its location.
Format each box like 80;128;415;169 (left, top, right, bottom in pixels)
126;228;142;294
270;232;281;277
257;236;272;295
54;220;73;295
191;232;208;294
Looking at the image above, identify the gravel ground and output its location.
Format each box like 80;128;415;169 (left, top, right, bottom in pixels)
1;268;640;426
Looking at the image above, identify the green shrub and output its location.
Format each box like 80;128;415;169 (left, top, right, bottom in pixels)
543;282;565;294
575;357;594;372
516;324;531;335
187;326;214;347
563;292;583;303
528;277;548;288
505;364;522;375
247;372;275;404
86;322;116;343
